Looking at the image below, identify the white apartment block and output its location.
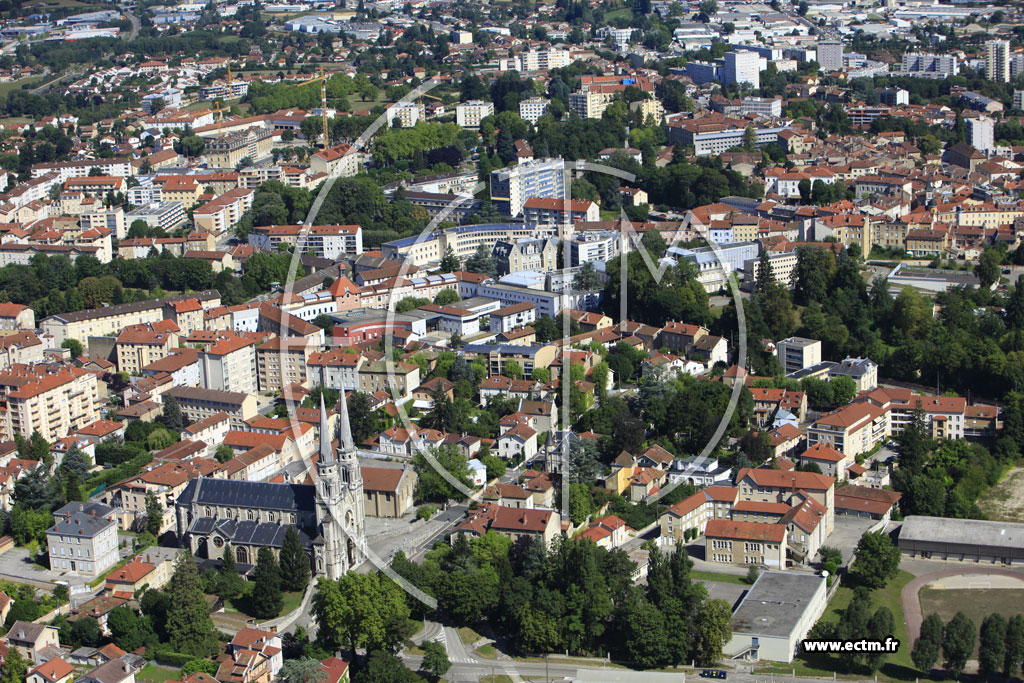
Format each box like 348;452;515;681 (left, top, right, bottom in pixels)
31;157;133;181
388;102;425;128
519;97;550;124
967;116;995;153
901;53;958;77
80;207;127;241
199;336;258;396
724;50;760;89
987;40;1011;82
455;100;494;128
193;188;255;234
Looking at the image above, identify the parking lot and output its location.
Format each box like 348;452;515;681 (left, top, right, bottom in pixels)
827;514;881;566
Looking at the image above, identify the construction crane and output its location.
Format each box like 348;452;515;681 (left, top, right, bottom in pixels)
297;69;331;148
210;101;227;138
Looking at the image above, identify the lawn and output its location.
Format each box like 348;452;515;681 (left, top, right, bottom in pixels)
457;626;482;645
0;77;45;99
758;570;917;682
604;7;633;21
691;570;749;586
137;664;182;683
223;585;304;620
919;587;1024;633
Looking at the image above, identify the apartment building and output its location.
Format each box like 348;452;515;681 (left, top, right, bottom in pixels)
493;238;558;276
310;143;359;178
805;401;888;458
522;197;600;225
125;201;186;233
724;50;760;89
659;485;738;542
116;323;179;375
519;97;550;124
0;364;101;441
307;347;364;391
256;336;317;393
455;100;494;128
901;53;958;77
705;519;787;568
490;159;566;217
776;337;822;374
46;501;119;579
857;387;966;441
736;467;836;535
489;302;536;334
248;224;364;258
0;304;34;331
164;385;258;428
387;102;424;128
816;41;844;71
358;361;421;401
0;332;45;370
743;251;798;290
199;334;258;396
986;40;1011;82
193;188;255;234
666;116;790;156
80;207;127;241
31;157;133;181
205;127;276;168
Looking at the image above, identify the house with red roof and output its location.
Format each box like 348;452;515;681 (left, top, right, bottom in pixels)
360;465;416;518
579;515;633;549
27;655;73;683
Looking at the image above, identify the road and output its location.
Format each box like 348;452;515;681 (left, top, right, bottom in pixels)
123;9;140;40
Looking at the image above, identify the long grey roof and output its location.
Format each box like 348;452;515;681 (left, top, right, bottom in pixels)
177;477;315;512
899;515;1024;550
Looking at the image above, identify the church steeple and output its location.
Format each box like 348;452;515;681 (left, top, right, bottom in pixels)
338;387;354;452
319;394;333;464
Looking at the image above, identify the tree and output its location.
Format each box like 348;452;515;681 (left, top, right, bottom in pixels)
692;599;734;666
433;289;460;306
279;526;311;593
69;617;101;648
161;396;184;430
347;391;381;446
165;552;219;657
829;375;857;406
251;547;284;619
217;542;245;601
277;658;327;683
313;572;411;655
60;338;83;358
942;612;977;677
144;491;163;537
107;605;149;652
464;244;496;277
504;360;523;380
913;613;944;674
573;262;602;291
1004;614;1024;678
353;651;424;683
866;606;896;672
850;531;901;588
438;246;459;273
2;647;27;683
215;444;234;463
979;613;1007;679
420;640;450;682
181;660;219;678
976;248;1002;289
621;595;669;668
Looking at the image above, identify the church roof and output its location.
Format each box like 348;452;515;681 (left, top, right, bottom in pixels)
177;477;315;512
189;517;313;548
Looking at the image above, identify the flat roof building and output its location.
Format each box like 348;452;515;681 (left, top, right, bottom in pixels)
725;570;828;663
898;515;1024;565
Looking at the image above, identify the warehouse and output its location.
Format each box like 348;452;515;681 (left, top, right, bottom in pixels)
897;516;1024;565
724;571;827;663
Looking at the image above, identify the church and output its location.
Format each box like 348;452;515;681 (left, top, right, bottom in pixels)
175;393;366;579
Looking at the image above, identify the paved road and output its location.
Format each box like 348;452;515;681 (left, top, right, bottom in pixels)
901;566;1024;642
123;9;140;40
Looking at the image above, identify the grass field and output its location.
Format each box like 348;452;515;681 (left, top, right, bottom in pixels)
0;77;45;98
757;571;917;682
458;626;482;645
137;664;182;683
977;466;1024;523
920;587;1024;630
604;7;633;21
223;586;304;620
691;570;749;586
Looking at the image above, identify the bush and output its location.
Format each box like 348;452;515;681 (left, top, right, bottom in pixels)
744;566;761;585
416;505;436;521
149;646;196;667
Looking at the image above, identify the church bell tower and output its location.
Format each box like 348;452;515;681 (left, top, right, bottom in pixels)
315;391;365;580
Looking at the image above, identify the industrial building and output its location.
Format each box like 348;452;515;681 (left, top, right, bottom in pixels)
898;516;1024;565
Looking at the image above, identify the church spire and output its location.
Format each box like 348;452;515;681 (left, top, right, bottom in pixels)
319;393;333;464
338;388;354;453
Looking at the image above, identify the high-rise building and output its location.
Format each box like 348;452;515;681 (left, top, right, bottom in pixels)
490;158;567;217
519;97;550;124
724;50;760;90
967;115;995;153
1014;90;1024;111
986;40;1011;83
900;53;959;77
816;41;844;71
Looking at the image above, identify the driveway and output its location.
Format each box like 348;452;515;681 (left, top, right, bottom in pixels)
826;515;879;566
